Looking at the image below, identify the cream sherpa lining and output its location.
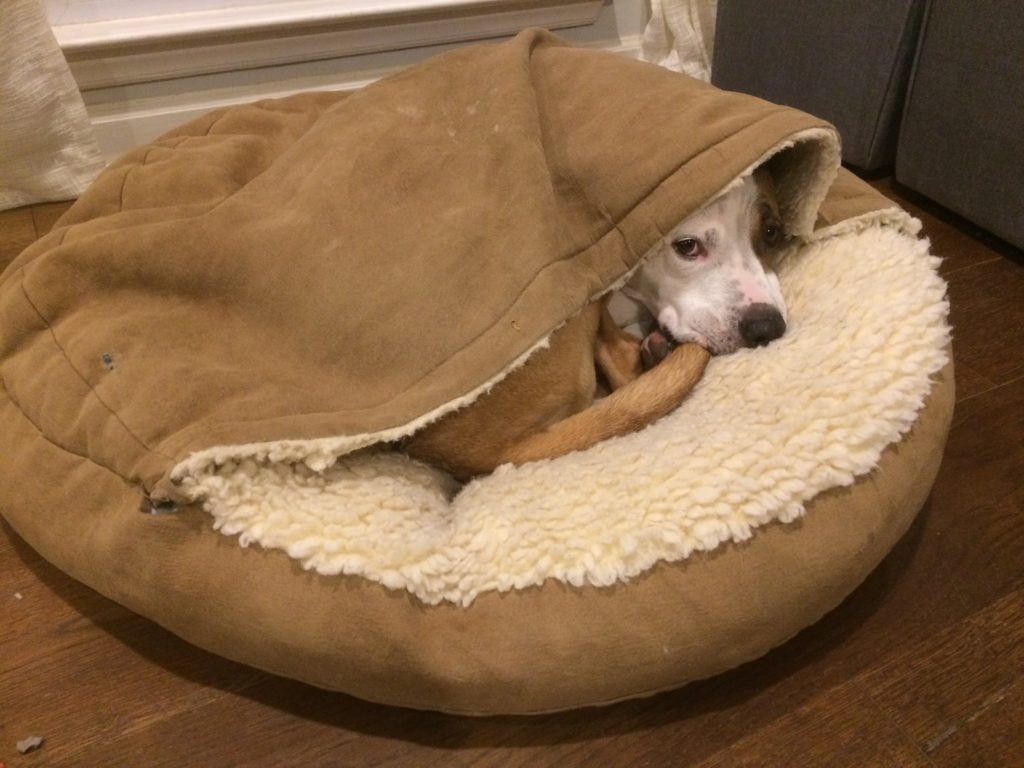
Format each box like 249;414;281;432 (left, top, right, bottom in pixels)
176;215;949;606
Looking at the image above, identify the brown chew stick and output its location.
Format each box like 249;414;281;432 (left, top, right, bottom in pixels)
498;343;711;467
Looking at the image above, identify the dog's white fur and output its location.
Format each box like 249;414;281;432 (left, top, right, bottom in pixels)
610;175;787;355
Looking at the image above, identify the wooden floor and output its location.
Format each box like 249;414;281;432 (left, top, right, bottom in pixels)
2;181;1023;767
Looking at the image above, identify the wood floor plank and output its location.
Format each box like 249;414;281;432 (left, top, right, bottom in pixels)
39;682;535;768
927;675;1024;768
0;605;269;768
950;360;999;403
693;678;932;768
946;258;1024;386
861;590;1024;761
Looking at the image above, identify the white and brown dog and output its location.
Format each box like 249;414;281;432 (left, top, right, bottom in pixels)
404;167;788;479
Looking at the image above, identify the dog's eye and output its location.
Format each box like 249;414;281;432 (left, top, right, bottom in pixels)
764;224;782;245
672;238;705;260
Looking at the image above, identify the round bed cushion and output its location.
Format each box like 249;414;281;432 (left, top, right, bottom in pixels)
0;32;953;715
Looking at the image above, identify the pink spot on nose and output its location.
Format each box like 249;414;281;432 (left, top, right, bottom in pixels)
733;266;772;305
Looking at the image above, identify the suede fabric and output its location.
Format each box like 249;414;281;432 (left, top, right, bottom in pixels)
0;30;841;499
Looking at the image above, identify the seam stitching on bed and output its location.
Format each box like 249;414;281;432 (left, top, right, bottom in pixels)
118;118;223;212
16;274;173;465
0;375;138;486
169;103;326;222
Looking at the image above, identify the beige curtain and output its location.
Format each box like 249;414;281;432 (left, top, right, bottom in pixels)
642;0;719;82
1;0;104;211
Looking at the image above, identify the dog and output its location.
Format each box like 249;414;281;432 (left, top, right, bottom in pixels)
403;168;788;479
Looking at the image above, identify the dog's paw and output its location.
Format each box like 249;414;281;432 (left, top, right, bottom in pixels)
641;329;678;370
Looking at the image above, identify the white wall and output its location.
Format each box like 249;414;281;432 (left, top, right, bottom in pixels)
48;0;649;160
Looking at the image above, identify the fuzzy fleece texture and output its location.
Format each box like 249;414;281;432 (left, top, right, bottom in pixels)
178;212;950;606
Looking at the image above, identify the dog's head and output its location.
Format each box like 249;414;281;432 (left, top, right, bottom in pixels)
624;169;789;355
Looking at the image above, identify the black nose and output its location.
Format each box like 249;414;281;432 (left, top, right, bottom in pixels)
739;303;786;348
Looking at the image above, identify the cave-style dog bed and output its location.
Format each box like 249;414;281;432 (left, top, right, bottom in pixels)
0;31;952;714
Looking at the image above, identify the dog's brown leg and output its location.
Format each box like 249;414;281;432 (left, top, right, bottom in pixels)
497;342;710;467
595;305;645;390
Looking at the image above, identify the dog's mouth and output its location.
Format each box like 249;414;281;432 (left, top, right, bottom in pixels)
661;324;715;352
659;303;787;359
660;325;755;358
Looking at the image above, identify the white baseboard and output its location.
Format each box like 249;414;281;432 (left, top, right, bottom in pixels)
58;0;605;89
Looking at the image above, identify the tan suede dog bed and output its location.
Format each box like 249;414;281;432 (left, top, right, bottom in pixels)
0;31;952;714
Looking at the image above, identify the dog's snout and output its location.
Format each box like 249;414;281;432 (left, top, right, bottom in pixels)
739;303;786;348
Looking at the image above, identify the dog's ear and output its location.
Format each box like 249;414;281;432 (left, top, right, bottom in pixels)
751;166;787;256
752;166;781;216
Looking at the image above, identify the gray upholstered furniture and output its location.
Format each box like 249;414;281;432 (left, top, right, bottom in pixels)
711;0;927;172
895;0;1024;250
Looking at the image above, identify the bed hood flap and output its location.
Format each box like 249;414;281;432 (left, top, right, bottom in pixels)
0;29;845;495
